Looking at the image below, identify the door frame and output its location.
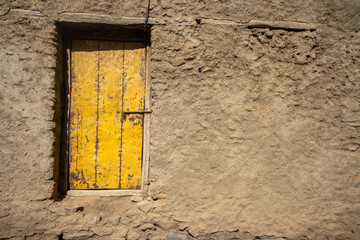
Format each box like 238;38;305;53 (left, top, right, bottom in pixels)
61;27;151;196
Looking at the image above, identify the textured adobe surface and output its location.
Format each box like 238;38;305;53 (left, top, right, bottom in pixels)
0;0;359;239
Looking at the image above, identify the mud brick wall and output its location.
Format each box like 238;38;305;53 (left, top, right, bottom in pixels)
0;1;359;240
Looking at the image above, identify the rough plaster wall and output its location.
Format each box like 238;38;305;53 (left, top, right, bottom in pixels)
150;24;360;239
0;0;359;240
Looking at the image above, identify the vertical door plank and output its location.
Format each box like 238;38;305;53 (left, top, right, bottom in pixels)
69;40;99;189
121;42;146;189
96;41;124;189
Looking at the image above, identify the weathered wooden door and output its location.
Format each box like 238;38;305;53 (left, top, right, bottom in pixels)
69;39;145;190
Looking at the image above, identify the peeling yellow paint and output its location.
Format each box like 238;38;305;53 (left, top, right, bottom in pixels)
121;42;145;189
69;40;145;190
69;40;98;190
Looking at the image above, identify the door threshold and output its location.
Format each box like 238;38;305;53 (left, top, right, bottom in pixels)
67;189;142;197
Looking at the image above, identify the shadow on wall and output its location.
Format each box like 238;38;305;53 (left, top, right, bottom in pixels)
52;23;68;200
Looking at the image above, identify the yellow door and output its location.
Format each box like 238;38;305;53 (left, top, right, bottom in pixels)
69;39;145;190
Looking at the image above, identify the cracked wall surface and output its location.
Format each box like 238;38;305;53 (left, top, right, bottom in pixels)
0;0;359;240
